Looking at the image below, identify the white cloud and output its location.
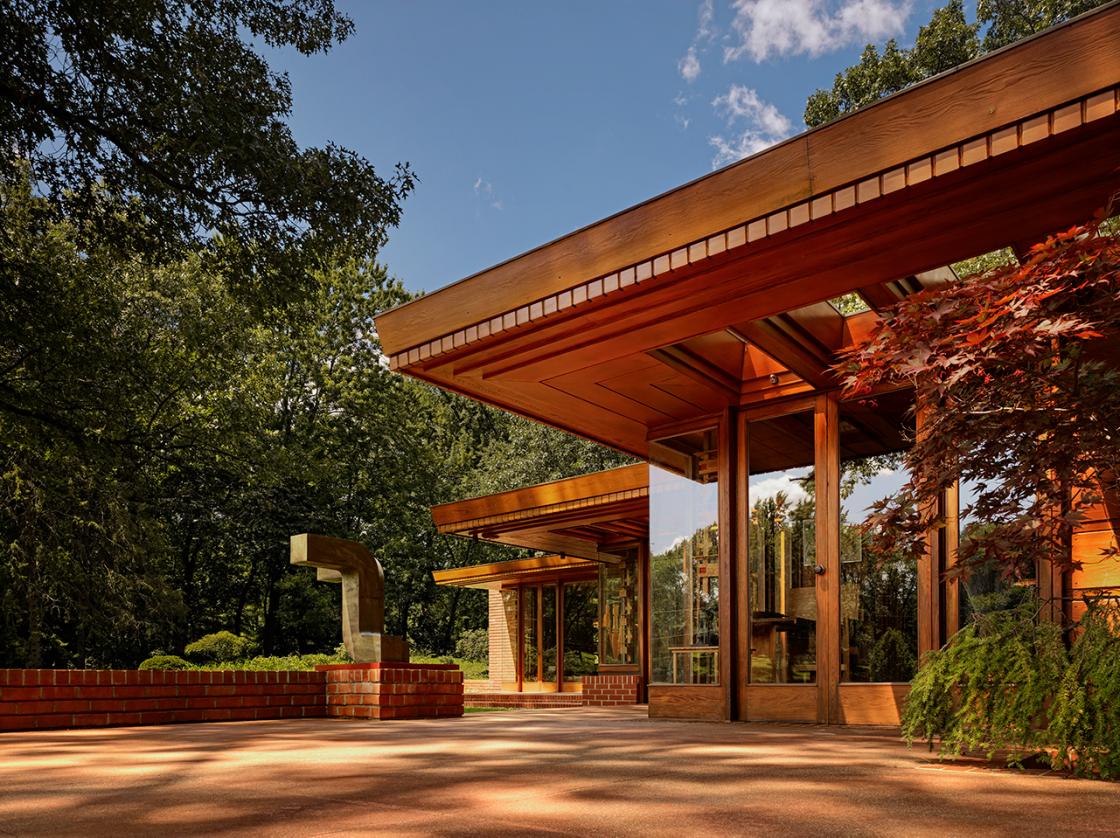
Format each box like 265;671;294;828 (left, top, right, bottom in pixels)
473;176;502;210
697;0;717;41
679;47;702;83
708;84;793;167
677;0;719;82
749;473;810;504
713;84;792;135
724;0;912;63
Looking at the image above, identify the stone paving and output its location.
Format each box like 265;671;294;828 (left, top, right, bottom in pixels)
1;706;1118;836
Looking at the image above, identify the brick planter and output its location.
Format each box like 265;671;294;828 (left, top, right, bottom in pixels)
318;663;464;720
582;674;643;706
0;669;326;732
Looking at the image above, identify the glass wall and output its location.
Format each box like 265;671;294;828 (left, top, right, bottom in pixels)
563;580;599;681
599;549;639;667
838;399;917;682
649;427;720;685
522;586;538;682
746;410;816;683
541;585;558;684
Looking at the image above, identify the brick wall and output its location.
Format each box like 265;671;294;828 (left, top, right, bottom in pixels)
320;663;464;720
487;589;518;688
0;669;326;732
465;692;583;709
582;673;643;706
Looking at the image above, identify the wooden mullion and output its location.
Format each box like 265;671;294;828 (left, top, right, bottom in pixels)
815;394;840;724
717;406;736;720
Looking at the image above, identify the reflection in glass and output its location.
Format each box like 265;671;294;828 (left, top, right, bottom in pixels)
542;585;557;683
649;428;720;685
522;586;538;682
599;550;639;666
958;479;1035;623
839;397;917;682
747;411;816;683
563;580;599;681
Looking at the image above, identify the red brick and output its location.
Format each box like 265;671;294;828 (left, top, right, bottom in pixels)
2;686;42;701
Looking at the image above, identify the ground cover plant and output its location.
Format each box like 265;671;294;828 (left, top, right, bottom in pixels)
902;593;1120;778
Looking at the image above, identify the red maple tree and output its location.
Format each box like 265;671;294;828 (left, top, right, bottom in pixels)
838;221;1120;582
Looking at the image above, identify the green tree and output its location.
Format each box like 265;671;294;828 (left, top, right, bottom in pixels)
804;1;1102;128
0;0;414;300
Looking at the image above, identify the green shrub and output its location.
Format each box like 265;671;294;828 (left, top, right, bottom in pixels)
454;628;489;661
184;630;253;663
193;651;351;671
902;592;1120;779
139;654;192;671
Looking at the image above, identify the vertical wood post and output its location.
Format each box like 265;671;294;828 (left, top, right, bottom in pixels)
717;407;736;720
915;403;942;659
944;481;960;640
814;395;840;724
735;411;750;720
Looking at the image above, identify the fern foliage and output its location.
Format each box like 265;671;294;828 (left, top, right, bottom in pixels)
902;593;1120;779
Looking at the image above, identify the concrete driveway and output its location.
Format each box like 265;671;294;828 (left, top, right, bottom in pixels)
1;706;1117;836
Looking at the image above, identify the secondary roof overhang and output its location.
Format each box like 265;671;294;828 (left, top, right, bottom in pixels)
429;463;648;562
376;5;1120;457
432;554;598;590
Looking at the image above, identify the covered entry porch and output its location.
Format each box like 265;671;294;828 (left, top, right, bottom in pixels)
383;8;1120;724
431;465;648;703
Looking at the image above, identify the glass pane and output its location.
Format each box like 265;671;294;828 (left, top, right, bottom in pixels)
600;549;639;666
747;410;816;684
522;586;538;681
542;585;558;683
958;478;1035;623
839;396;917;683
649;428;720;685
563;580;599;681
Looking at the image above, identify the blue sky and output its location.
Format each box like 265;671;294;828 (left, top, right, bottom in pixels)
272;0;952;295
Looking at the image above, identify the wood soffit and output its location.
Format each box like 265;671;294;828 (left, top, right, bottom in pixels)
377;6;1120;364
431;554;598;589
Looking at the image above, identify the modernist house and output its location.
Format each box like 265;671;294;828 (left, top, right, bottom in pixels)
377;7;1120;723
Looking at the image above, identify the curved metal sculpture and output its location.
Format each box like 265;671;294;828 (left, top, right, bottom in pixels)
289;533;409;663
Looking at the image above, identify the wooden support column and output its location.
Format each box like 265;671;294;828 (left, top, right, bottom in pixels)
814;395;840;724
717;407;737;721
943;481;960;641
915;404;945;658
735;411;750;720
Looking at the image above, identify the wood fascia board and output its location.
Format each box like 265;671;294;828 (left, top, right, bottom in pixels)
423;121;1120;390
375;5;1120;357
474;502;649;537
430;464;648;529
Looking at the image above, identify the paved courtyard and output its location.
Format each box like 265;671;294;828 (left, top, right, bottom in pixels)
1;706;1118;836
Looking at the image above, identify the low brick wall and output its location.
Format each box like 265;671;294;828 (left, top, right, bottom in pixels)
319;663;464;720
465;692;583;709
0;669;326;732
582;674;643;706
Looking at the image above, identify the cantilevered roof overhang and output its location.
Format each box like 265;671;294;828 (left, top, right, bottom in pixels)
432;554;598;590
430;463;648;562
376;5;1120;457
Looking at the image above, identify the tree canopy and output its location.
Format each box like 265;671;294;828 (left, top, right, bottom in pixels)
839;223;1120;579
0;0;414;301
0;171;627;667
805;1;1105;128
